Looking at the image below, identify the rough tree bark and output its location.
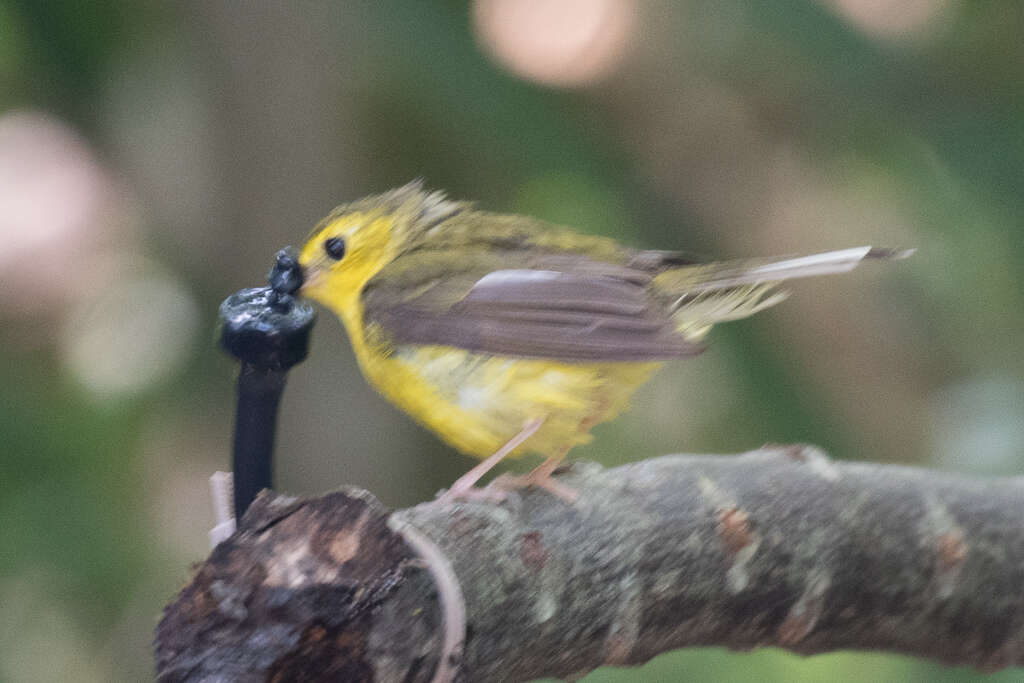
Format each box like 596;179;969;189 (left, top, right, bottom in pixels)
155;446;1024;682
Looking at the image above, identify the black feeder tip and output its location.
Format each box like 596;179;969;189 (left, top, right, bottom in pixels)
218;247;315;371
268;247;304;298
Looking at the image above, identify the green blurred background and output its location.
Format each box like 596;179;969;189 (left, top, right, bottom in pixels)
2;1;1022;680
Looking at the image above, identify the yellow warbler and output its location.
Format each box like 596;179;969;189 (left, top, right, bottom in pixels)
294;181;909;500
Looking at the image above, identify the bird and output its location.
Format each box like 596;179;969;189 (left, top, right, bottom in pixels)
287;181;910;501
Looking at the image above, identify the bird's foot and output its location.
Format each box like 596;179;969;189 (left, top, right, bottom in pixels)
435;480;511;504
488;459;578;503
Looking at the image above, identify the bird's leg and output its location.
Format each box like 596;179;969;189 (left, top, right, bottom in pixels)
436;418;544;503
488;406;608;503
488;450;578;503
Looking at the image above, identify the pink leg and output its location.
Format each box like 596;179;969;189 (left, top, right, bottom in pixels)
437;418;544;503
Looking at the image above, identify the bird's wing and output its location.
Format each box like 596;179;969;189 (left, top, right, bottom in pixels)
361;254;700;362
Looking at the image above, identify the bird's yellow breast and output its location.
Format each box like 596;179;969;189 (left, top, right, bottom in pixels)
360;343;660;459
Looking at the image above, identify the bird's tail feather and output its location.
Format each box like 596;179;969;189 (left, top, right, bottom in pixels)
661;246;913;341
678;246;913;293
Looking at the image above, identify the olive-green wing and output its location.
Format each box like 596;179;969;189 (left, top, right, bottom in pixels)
361;253;700;362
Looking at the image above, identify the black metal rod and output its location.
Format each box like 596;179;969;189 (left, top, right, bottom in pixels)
218;248;315;521
231;364;287;520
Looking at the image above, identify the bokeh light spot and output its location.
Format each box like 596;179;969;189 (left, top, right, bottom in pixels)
823;0;952;40
0;111;125;317
61;261;199;401
473;0;637;87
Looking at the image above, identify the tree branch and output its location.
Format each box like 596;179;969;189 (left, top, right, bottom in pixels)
155;446;1024;682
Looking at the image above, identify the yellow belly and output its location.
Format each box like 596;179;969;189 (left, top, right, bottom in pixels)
359;343;660;459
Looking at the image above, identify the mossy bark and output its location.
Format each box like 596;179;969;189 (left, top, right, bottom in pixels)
156;446;1024;682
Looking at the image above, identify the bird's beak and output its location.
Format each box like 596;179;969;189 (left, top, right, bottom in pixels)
268;247;304;297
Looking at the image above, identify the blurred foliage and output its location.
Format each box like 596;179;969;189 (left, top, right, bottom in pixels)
1;1;1022;681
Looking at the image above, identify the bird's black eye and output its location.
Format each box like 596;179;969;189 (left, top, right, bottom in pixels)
323;236;346;260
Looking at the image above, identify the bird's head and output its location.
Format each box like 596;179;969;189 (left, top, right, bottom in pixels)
297;181;463;311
